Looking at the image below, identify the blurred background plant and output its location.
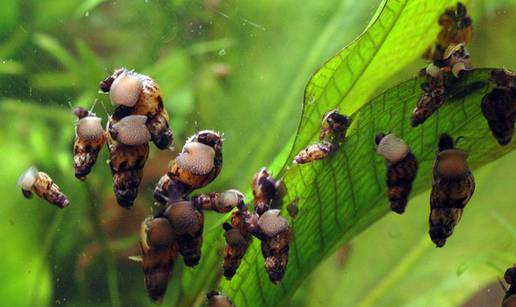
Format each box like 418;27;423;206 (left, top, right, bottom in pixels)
0;0;515;306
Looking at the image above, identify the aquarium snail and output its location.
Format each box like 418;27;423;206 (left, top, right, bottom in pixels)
429;133;475;247
481;68;516;146
175;141;216;175
73;107;106;180
110;115;151;146
375;133;418;214
109;70;143;107
192;189;244;213
206;291;235;307
257;209;289;237
154;130;223;204
100;68;173;150
18;166;69;208
139;217;178;304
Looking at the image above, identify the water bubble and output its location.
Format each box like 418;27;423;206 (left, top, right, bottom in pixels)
218;49;226;56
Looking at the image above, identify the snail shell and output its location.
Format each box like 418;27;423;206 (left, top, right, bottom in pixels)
426;63;442;78
224;229;248;246
143;217;175;248
175;142;215;175
17;166;39;190
437;149;469;178
257;209;289;237
376;134;409;164
76;116;104;141
109;70;143;107
220;189;244;209
164;201;201;235
111;115;151;146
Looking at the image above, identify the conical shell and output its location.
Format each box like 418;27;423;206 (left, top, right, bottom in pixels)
376;134;409;163
175;142;215;175
109;70;143;107
112;115;151;146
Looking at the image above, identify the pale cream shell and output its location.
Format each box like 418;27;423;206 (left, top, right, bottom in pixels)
426;63;442;78
17;166;39;190
109;70;143;107
219;189;244;208
76;116;104;141
452;62;466;78
175;142;215;175
257;209;289;237
112;115;151;146
376;133;409;163
443;43;464;60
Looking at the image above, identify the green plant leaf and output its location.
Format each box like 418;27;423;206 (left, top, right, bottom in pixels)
218;67;516;306
301;150;516;307
288;0;469;167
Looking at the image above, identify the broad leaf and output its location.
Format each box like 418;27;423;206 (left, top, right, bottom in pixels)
288;0;468;166
302;151;516;307
218;67;516;305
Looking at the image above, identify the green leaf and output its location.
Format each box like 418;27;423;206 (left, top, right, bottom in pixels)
33;33;80;73
219;68;516;306
288;0;468;166
302;148;516;306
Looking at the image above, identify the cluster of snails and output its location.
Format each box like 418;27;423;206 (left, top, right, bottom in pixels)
18;69;174;208
16;2;515;306
16;66;293;304
222;168;292;283
292;3;513;249
138;129;247;303
71;68;175;208
412;2;473;127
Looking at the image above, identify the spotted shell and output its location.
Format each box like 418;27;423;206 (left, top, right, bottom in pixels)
175;142;215;175
164;201;201;235
17;166;39;190
109;70;143;107
257;209;289;237
76;116;104;141
376;133;409;164
112;115;151;146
